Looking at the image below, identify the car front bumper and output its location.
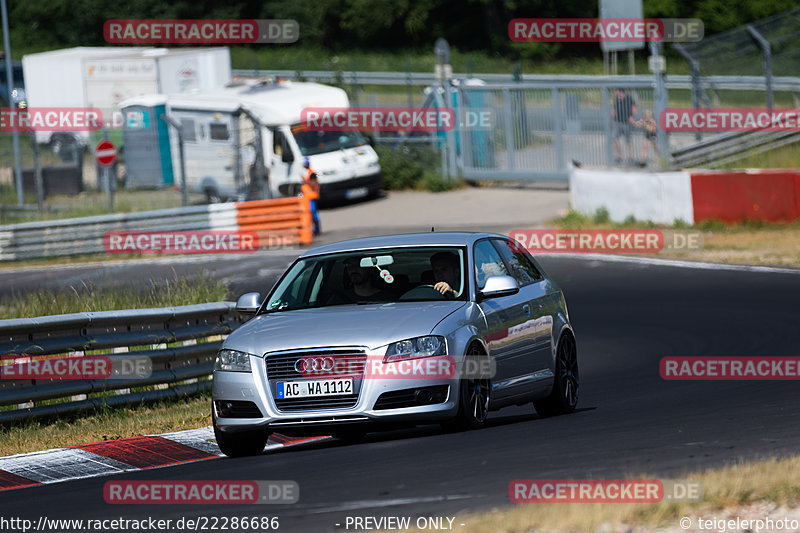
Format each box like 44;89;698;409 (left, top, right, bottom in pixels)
212;358;458;434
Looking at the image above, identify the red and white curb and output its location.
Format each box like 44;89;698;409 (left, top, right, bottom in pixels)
0;427;329;492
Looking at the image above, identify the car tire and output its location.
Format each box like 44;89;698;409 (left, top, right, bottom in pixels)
534;332;579;417
213;415;270;457
443;344;490;431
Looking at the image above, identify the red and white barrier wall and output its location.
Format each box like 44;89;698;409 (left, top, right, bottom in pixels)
570;168;800;225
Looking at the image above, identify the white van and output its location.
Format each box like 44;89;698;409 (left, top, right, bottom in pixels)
123;79;381;203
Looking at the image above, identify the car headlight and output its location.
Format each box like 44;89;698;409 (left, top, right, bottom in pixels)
214;349;253;372
384;335;446;363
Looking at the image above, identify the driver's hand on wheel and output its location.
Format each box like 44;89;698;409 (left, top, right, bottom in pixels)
434;282;456;296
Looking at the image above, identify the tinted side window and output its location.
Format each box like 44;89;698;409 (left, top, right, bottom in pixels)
210;122;229;141
179;118;197;142
273;129;284;155
473;240;509;290
492;238;542;286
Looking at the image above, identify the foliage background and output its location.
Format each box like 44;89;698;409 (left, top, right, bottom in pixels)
9;0;798;61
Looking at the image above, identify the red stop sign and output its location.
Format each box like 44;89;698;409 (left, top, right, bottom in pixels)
95;140;117;167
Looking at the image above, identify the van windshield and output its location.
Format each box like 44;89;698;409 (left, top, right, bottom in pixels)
291;127;368;156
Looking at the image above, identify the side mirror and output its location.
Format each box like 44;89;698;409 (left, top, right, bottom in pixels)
282;149;294;163
478;275;519;301
365;134;375;147
235;292;262;313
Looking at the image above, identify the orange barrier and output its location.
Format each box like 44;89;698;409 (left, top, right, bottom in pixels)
235;197;313;246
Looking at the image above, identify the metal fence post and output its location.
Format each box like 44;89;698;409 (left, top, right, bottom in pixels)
350;59;359;107
651;41;670;167
503;88;515;170
552;88;564;171
29;131;45;212
601;86;614;165
673;43;702;141
746;24;774;110
448;85;459;179
406;55;413;108
1;0;23;207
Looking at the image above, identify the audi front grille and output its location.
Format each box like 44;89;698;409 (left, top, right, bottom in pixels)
265;348;367;412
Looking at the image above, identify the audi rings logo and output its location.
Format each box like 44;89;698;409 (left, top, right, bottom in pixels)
295;357;335;374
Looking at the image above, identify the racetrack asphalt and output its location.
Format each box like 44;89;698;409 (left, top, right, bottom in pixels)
3;255;800;532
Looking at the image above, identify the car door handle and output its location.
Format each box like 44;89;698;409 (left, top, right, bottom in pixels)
522;304;531;316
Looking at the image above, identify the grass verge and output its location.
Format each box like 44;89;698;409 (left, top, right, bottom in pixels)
0;186;208;224
448;455;800;533
0;391;212;457
550;209;800;267
0;270;229;320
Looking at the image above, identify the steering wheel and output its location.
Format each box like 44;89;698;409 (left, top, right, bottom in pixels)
399;284;446;301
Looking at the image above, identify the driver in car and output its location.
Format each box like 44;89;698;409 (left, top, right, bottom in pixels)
430;251;461;298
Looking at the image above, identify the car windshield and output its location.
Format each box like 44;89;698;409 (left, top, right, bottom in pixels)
291;126;368;156
262;247;468;312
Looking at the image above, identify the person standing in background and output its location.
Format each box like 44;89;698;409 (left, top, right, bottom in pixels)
611;88;637;164
637;110;659;165
301;157;321;236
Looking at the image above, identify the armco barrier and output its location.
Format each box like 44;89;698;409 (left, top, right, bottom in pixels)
0;302;243;423
0;197;312;261
570;168;800;225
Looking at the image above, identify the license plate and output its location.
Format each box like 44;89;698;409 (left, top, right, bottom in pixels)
345;187;368;199
276;379;353;399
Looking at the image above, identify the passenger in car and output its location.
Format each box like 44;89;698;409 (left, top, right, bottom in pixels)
335;257;395;303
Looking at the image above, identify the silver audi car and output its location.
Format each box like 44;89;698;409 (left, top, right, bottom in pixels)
212;232;578;456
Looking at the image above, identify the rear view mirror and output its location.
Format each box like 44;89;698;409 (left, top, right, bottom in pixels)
235;292;262;313
360;255;394;268
282;149;294;163
478;275;519;300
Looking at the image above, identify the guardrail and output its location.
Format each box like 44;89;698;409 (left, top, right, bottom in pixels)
0;197;312;261
232;69;800;92
0;302;244;423
672;130;800;168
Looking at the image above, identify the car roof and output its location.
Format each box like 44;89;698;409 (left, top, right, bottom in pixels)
300;232;508;257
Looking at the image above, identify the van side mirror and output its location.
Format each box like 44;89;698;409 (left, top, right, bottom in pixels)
282;149;294;163
235;292;262;313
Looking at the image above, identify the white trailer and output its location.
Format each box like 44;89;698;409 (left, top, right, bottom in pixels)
121;79;382;203
22;46;230;146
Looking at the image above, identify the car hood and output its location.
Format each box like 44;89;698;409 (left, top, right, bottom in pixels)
225;301;467;355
